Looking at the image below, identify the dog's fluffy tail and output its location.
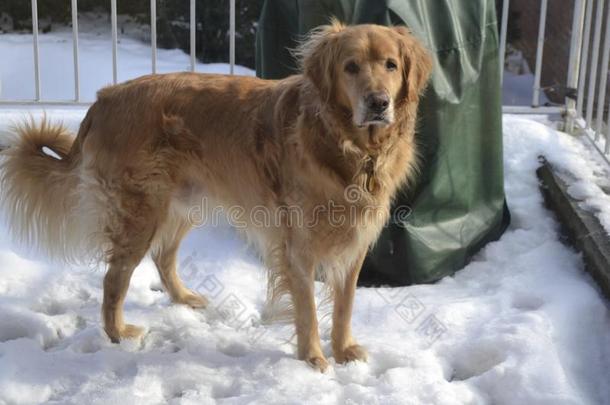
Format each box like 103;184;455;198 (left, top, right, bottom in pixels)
0;118;87;262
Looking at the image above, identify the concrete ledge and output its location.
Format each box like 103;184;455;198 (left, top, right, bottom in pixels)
537;159;610;299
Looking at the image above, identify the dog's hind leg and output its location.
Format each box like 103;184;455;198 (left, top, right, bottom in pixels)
151;217;208;308
102;187;168;343
103;258;146;343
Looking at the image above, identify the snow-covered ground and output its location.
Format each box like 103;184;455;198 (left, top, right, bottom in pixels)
0;110;609;405
1;25;610;405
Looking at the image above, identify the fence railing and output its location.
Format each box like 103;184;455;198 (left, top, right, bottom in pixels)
583;0;610;158
561;0;610;162
1;0;236;105
0;0;608;163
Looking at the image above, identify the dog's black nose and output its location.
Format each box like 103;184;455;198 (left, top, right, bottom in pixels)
366;92;390;113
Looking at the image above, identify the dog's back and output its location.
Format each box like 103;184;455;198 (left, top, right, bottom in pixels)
0;73;287;262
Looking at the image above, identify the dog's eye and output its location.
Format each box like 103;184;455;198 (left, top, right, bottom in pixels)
386;59;398;71
345;61;360;74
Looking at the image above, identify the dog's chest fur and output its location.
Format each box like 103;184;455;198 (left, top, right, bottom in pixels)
275;106;417;268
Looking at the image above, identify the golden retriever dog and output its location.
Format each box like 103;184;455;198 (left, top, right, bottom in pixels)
0;21;432;371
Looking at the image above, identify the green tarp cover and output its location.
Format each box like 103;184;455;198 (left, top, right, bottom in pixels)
256;0;510;285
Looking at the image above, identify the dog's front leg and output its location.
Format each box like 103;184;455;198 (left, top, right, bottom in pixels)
285;255;328;372
331;250;368;364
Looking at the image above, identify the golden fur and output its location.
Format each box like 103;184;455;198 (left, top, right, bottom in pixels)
0;22;432;371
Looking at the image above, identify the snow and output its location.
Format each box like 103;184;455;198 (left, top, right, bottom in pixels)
1;25;610;405
505;115;610;234
502;46;550;106
0;115;609;405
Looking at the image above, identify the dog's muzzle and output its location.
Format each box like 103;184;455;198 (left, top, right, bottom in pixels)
359;92;393;127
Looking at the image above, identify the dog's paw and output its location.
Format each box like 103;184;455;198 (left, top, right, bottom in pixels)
334;344;368;364
106;324;145;343
121;324;145;339
306;355;330;373
175;292;209;309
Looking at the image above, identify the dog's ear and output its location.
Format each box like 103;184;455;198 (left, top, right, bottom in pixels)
297;19;345;103
393;26;433;103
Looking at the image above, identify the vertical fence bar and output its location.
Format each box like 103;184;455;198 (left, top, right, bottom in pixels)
31;0;41;100
150;0;157;74
110;0;118;84
606;113;610;155
229;0;235;75
71;0;80;101
565;0;587;133
606;121;610;154
499;0;510;83
576;0;594;117
585;0;605;128
532;0;548;107
190;0;196;72
594;3;610;141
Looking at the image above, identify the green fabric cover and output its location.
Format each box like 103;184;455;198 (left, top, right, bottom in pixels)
256;0;510;286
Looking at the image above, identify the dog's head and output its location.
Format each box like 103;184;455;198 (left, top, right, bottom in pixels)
298;21;433;128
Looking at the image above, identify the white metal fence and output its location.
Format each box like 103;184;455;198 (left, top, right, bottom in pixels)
0;0;608;162
571;0;610;160
2;0;236;106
